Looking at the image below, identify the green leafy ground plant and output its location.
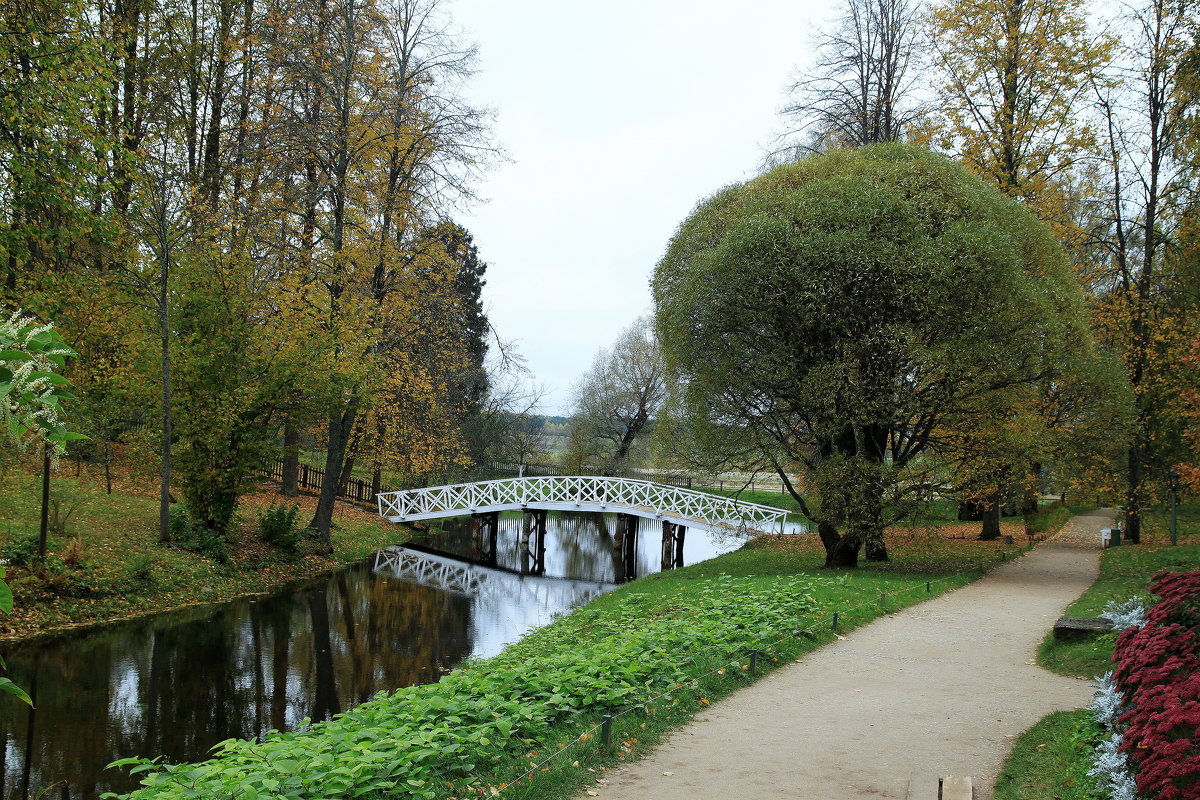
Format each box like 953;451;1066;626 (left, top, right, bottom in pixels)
108;530;1023;800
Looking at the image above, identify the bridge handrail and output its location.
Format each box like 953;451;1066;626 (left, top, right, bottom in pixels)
376;475;789;532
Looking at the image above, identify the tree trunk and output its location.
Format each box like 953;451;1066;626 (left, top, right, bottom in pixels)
1125;443;1142;543
37;451;50;561
979;497;1002;540
820;518;867;568
281;422;299;497
823;524;862;568
864;535;889;561
1021;462;1041;539
860;484;888;562
309;399;358;551
159;251;172;545
337;418;364;494
957;499;984;521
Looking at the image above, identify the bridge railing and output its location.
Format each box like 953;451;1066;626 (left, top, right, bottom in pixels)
376;475;789;534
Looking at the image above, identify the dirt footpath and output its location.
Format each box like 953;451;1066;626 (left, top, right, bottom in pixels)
583;511;1111;800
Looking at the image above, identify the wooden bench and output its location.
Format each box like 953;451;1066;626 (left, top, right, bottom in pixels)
1053;617;1114;639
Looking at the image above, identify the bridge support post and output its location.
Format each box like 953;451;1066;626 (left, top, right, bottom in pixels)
615;513;638;583
472;512;499;567
661;521;685;570
520;509;547;576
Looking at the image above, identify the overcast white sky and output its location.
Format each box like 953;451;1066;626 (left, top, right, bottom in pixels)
450;0;837;415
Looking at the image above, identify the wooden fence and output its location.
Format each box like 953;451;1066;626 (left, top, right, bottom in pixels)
264;458;389;506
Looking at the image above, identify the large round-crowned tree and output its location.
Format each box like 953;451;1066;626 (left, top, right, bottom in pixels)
654;144;1093;567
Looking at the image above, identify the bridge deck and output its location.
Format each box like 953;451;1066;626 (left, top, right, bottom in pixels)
376;475;789;534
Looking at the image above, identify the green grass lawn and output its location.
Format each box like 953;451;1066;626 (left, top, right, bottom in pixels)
993;710;1103;800
0;467;407;641
997;503;1200;800
1037;504;1200;679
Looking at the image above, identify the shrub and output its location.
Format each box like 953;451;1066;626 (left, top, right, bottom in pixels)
47;492;85;538
1100;596;1147;632
168;506;228;563
60;536;88;568
126;553;158;583
258;502;301;550
36;555;95;597
2;532;40;567
1113;571;1200;800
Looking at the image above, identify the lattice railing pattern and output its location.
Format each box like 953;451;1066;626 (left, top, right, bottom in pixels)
376;476;789;533
374;548;487;596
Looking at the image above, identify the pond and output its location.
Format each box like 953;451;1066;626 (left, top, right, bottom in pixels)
0;511;768;799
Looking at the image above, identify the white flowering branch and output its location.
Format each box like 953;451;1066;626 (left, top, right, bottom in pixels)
0;309;81;457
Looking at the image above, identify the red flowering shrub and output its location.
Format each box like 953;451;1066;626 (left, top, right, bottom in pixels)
1114;572;1200;800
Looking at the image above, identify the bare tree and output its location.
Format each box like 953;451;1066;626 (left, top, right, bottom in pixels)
566;316;666;474
461;358;546;469
780;0;925;152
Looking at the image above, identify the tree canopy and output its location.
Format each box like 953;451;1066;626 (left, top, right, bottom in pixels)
654;143;1103;566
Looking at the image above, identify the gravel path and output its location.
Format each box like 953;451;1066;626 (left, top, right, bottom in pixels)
582;510;1112;800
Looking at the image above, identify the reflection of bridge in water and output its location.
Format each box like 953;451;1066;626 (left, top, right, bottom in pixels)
373;546;610;658
377;476;790;582
373;546;608;598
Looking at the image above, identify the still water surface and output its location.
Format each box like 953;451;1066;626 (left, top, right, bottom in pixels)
0;512;752;799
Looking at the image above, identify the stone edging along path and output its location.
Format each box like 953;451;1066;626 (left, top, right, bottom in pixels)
580;511;1112;800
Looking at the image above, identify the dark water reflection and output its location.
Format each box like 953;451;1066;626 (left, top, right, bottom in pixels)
0;512;749;799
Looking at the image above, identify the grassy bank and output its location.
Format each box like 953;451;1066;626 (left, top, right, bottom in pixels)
993;710;1102;800
0;468;407;642
1037;504;1200;679
996;504;1200;800
698;485;1080;538
111;523;1035;800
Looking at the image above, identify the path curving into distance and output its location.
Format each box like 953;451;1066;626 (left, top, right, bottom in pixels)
581;510;1111;800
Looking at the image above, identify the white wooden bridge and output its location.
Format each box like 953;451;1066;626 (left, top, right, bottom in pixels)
375;475;789;534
